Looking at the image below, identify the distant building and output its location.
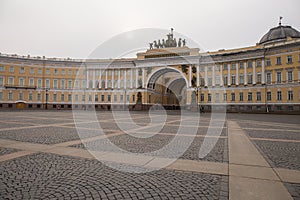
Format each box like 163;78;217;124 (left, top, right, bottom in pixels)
0;22;300;113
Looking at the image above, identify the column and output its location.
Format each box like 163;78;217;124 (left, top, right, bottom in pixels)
99;69;102;89
118;69;121;88
204;66;208;87
130;68;133;88
262;59;265;84
220;65;223;86
244;62;247;85
135;68;138;88
212;65;215;87
189;65;192;87
86;68;89;89
236;64;239;85
253;61;256;85
228;64;231;86
142;68;145;88
196;65;200;87
105;70;108;89
124;69;127;89
92;69;95;88
112;70;114;89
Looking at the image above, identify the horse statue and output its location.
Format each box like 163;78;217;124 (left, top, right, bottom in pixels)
153;41;159;48
149;43;153;49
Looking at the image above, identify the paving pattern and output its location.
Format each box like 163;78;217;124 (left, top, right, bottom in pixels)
0;111;299;199
0;153;228;200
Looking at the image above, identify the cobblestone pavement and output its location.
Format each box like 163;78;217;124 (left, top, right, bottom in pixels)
285;182;300;200
0;153;228;200
0;147;20;156
252;140;300;170
0;111;299;199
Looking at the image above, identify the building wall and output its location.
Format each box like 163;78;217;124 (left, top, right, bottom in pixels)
0;39;299;113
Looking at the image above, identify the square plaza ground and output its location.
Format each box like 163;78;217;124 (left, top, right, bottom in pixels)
0;111;299;200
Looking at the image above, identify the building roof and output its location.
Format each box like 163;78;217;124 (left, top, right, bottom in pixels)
259;25;300;45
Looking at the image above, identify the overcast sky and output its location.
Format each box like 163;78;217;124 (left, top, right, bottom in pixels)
0;0;299;59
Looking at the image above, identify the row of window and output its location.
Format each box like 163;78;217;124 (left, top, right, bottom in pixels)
0;92;136;103
199;91;295;102
0;66;78;76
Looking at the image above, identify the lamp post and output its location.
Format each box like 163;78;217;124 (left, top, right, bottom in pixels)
44;87;49;110
194;86;201;112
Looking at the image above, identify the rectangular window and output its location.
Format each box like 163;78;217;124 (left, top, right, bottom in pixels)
95;94;98;102
68;70;72;76
239;74;244;84
9;67;14;73
248;74;253;84
132;95;135;102
200;93;204;102
54;69;58;75
120;95;123;102
37;93;41;101
0;76;4;86
61;79;65;89
288;91;293;101
68;94;72;101
266;58;271;66
0;92;2;100
88;95;92;102
75;94;78;101
101;95;105;102
53;94;57;101
239;92;243;101
248;92;252;101
231;92;235;101
257;73;261;84
223;93;227;101
62;69;65;75
276;57;281;65
28;93;32;101
46;69;50;75
223;64;228;70
276;71;282;83
114;95;117;102
8;92;13;100
82;95;85;101
82;80;86;89
287;71;293;82
267;92;272;101
19;78;24;86
256;60;261;67
223;76;228;85
61;94;65;101
53;79;58;89
257;92;261;101
45;79;50;88
30;68;34;74
8;77;14;85
239;62;244;69
108;95;111;102
231;75;236;85
37;79;42;88
266;73;271;84
38;68;42;74
20;67;25;74
287;55;293;64
0;66;4;72
231;63;236;70
208;93;211;102
277;91;282;101
248;61;252;68
29;78;34;86
68;80;72;89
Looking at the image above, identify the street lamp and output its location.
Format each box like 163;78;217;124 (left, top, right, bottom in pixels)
194;86;201;112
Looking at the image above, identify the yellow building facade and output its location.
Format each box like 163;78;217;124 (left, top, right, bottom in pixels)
0;23;299;113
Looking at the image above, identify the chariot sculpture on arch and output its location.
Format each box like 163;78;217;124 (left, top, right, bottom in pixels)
149;28;187;49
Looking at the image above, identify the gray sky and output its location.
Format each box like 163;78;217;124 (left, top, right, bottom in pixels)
0;0;299;59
